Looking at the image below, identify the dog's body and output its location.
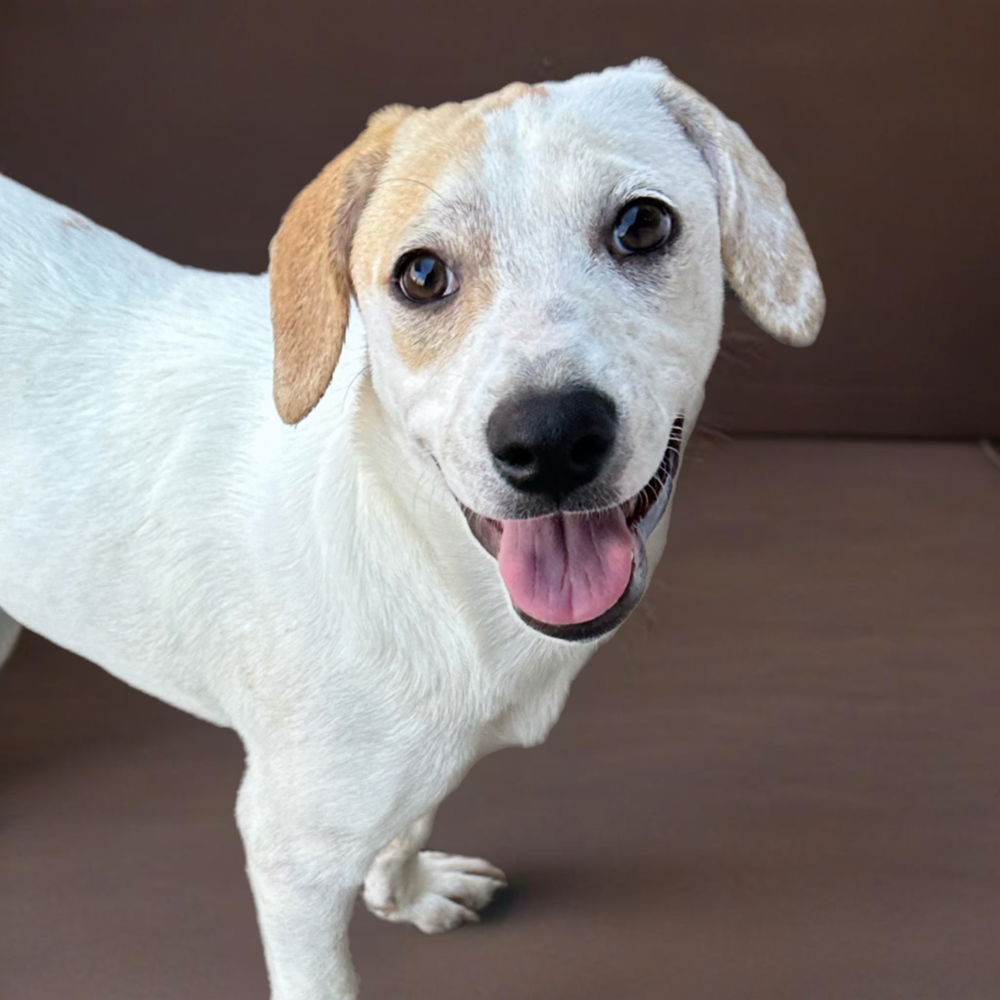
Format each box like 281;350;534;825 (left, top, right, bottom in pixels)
0;61;822;998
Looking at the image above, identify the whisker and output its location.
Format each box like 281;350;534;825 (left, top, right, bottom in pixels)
379;176;446;205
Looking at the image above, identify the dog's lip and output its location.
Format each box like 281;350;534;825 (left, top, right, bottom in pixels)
458;416;684;641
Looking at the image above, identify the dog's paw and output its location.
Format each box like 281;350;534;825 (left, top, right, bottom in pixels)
363;850;507;934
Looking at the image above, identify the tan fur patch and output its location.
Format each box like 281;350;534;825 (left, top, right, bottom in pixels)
351;101;485;291
393;270;498;369
353;82;549;370
269;104;411;424
352;104;490;369
476;81;549;113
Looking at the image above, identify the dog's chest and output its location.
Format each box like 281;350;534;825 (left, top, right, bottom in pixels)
461;642;590;754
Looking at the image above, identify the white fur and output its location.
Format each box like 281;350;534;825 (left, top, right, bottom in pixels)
0;61;821;999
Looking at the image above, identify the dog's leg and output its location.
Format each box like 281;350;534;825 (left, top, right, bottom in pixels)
236;765;367;1000
0;609;22;669
363;810;507;934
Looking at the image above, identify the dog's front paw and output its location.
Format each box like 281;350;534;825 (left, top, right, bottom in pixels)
363;851;507;934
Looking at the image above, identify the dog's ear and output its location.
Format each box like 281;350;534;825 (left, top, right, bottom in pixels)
269;104;412;424
659;70;825;346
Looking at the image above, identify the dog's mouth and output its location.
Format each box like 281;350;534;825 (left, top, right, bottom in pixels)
460;417;684;642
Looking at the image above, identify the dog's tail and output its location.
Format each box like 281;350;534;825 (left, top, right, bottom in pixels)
0;608;22;669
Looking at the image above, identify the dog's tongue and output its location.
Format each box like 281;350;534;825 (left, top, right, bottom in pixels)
497;509;634;626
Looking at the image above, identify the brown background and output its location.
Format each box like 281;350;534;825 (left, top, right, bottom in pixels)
1;0;997;436
2;5;999;999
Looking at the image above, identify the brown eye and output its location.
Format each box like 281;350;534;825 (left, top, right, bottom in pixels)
394;250;456;302
610;198;676;256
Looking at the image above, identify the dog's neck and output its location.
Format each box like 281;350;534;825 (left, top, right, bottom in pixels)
257;334;495;624
254;342;591;722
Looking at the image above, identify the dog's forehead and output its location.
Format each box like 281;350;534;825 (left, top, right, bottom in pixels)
352;68;686;282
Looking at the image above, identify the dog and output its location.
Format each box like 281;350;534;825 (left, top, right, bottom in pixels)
0;58;823;999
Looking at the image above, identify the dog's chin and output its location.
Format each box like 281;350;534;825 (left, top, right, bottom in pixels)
458;417;684;643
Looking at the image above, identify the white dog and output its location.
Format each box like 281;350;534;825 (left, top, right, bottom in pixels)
0;59;823;998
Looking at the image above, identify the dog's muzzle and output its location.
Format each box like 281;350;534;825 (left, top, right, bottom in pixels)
460;416;685;642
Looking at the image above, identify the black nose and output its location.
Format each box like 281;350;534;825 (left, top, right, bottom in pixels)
486;388;618;501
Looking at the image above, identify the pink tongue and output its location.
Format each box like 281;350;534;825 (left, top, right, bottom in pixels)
497;509;634;626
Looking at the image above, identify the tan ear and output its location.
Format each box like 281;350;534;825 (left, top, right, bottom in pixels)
660;73;825;346
269;104;411;424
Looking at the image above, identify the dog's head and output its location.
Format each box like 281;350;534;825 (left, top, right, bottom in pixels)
268;59;824;642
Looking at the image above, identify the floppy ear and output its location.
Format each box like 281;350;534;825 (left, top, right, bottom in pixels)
660;72;825;346
269;104;411;424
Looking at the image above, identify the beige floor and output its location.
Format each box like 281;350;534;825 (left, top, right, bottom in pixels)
2;439;998;999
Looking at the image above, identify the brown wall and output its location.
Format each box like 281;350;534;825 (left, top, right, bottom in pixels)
2;0;997;436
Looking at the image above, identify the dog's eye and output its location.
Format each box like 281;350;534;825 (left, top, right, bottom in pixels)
610;199;676;256
394;250;457;303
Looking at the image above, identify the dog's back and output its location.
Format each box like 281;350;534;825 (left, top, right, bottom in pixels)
0;174;273;415
0;177;275;719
